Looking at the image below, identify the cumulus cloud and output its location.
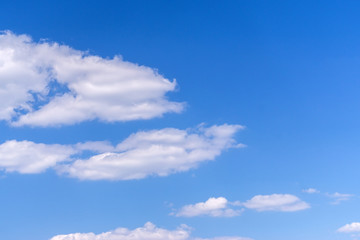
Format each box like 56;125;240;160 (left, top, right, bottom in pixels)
174;197;242;217
58;124;243;180
0;31;183;127
49;222;252;240
0;124;243;180
338;222;360;233
0;140;76;173
242;194;310;212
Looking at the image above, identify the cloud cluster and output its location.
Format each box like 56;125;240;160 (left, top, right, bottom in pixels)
0;31;244;182
1;31;250;239
175;197;242;217
0;124;243;180
0;31;183;127
173;194;309;217
1;31;249;237
50;222;252;240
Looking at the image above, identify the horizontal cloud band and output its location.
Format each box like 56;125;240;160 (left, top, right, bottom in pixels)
50;222;253;240
0;124;243;180
0;31;183;126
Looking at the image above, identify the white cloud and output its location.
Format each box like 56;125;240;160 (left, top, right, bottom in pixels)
338;222;360;233
0;31;183;127
174;193;309;217
0;124;243;180
50;222;190;240
49;222;253;240
242;194;310;212
58;124;243;180
327;192;353;205
0;140;76;173
175;197;242;217
302;188;319;194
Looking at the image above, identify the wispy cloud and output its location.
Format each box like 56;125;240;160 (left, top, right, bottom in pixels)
302;188;353;205
0;31;183;127
302;188;320;194
327;192;353;205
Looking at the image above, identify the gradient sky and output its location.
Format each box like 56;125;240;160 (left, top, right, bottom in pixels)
0;1;360;240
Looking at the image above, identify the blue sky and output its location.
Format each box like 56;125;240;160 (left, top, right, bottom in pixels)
0;1;360;240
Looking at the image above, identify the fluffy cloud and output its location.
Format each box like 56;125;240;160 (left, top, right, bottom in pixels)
0;140;76;173
338;222;360;233
0;124;243;180
0;31;183;127
242;194;310;212
174;197;242;217
50;222;252;240
58;124;243;180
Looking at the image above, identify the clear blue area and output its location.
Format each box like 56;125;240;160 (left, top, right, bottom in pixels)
0;1;360;239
